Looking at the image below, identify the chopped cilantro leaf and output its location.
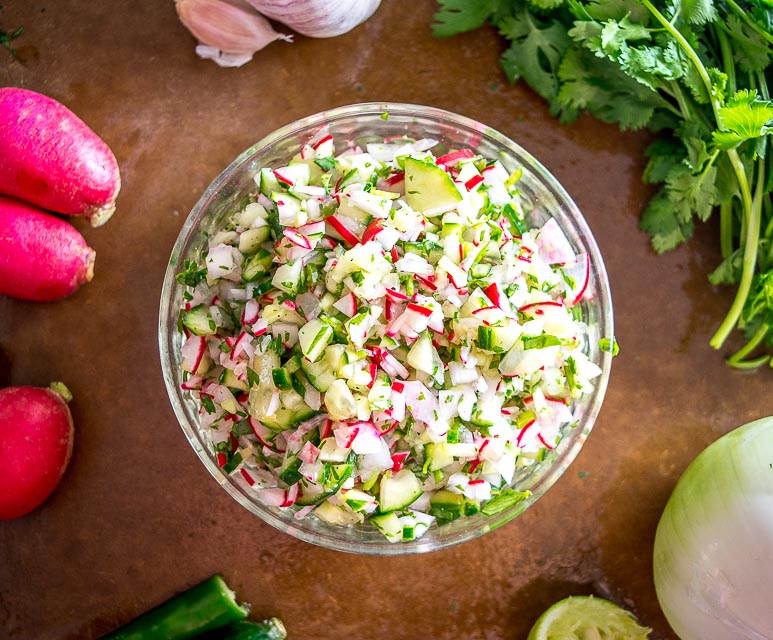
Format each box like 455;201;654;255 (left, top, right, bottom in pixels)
176;260;207;287
314;157;336;172
481;488;530;516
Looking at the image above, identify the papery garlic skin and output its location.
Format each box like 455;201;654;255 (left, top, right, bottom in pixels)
176;0;291;67
245;0;381;38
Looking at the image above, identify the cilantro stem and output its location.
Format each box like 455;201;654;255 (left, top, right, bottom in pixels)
715;27;736;95
0;25;24;56
724;0;773;46
728;353;771;369
727;323;769;367
710;156;762;348
666;81;692;122
719;200;734;259
758;71;770;101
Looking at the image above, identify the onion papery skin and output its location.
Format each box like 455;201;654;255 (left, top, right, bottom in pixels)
653;416;773;640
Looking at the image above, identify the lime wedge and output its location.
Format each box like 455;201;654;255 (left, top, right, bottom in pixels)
527;596;652;640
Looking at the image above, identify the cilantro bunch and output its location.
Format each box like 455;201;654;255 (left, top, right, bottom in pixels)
434;0;773;368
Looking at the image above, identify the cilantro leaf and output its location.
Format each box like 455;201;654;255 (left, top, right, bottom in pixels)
639;189;695;252
556;45;666;129
747;0;773;36
709;248;744;285
665;162;719;223
712;89;773;151
676;119;715;169
314;157;336;172
176;259;207;287
741;271;773;327
723;13;771;74
433;0;506;37
714;152;743;203
529;0;565;10
583;0;652;23
498;7;573;113
643;138;685;183
677;0;719;24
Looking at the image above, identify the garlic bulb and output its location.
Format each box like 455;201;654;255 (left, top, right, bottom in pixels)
245;0;381;38
175;0;291;67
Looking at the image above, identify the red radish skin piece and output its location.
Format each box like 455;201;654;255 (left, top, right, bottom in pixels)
436;149;474;165
415;274;437;292
0;384;74;520
0;88;121;227
361;219;384;244
326;215;360;247
464;174;485;191
273;169;294;187
385;172;405;186
391;451;409;472
312;134;333;150
406;303;433;317
0;196;95;301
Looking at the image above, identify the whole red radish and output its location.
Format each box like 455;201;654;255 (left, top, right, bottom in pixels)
0;87;121;227
0;383;75;520
0;195;96;301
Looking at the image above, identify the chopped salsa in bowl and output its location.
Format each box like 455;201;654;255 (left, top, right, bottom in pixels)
160;104;613;553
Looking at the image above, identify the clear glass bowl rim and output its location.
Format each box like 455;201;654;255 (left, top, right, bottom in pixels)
158;102;614;555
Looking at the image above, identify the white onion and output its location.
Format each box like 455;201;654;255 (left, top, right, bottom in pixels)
653;416;773;640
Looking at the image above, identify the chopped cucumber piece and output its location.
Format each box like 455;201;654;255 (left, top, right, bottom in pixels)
271;368;292;390
404;157;463;213
298;319;334;362
272;261;303;295
370;512;403;542
183;305;216;336
379;469;422;512
324;379;357;421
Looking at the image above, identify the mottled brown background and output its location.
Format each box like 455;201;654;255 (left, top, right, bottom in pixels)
1;2;770;639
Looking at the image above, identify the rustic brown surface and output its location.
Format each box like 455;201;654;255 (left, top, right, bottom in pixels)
1;2;771;639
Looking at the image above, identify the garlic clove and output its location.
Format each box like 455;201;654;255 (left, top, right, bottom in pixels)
194;45;255;68
244;0;381;39
175;0;291;61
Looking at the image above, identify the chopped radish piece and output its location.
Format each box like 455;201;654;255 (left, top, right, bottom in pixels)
181;335;207;374
385;288;411;302
326;215;360;247
241;298;260;325
273;169;294;186
406;302;433;317
563;252;591;305
391;451;409;472
536;218;576;264
464;174;485;191
312;133;333;150
283;228;312;249
361;219;384;244
436;149;474;165
333;292;358;318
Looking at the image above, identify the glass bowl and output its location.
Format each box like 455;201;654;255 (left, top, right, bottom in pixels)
158;102;614;555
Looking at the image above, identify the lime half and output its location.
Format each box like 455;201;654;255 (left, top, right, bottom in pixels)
527;596;652;640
